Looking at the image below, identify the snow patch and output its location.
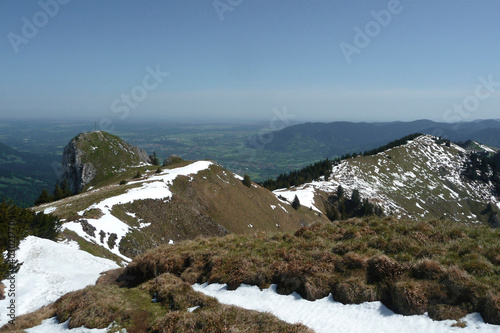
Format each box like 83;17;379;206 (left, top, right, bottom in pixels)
65;161;213;260
138;222;151;229
0;236;118;327
43;206;57;214
273;188;321;213
26;317;110;332
193;283;499;333
278;204;288;213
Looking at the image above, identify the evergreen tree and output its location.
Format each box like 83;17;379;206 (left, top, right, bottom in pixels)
0;201;61;280
242;174;252;188
324;168;331;181
34;189;51;206
360;199;374;216
337;185;344;199
53;183;64;201
150;151;160;166
326;204;340;221
351;189;361;207
292;195;301;210
61;179;72;197
338;201;346;219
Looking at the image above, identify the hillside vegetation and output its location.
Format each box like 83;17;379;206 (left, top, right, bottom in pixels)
120;216;500;325
0;142;57;207
0;201;61;280
2;272;312;332
274;135;500;226
35;160;324;263
262;133;422;191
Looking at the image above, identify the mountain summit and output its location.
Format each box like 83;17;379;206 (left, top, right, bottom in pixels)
58;131;151;193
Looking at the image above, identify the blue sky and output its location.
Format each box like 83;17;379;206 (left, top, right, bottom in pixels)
1;0;500;123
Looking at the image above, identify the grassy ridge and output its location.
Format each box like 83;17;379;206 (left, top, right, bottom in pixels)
123;217;500;325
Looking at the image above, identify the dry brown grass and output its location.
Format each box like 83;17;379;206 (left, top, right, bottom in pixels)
4;216;500;330
150;305;313;333
0;273;312;332
0;304;55;332
120;216;500;324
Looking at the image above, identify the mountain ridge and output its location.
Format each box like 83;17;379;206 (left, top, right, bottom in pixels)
260;119;500;159
36;131;324;263
273;134;500;226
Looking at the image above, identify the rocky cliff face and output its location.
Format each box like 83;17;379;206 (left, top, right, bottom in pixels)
58;131;151;193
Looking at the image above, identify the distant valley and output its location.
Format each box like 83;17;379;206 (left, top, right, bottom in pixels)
2;128;500;331
2;119;500;207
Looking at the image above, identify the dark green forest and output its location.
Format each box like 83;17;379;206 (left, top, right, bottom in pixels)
0;201;61;280
324;186;384;221
462;151;500;196
261;133;423;191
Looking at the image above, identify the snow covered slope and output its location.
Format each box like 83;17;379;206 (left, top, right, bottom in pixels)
36;160;323;262
0;236;118;327
62;161;214;261
275;135;499;223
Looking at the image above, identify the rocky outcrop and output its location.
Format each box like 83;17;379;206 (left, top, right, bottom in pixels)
58;139;96;194
58;131;151;193
163;154;183;166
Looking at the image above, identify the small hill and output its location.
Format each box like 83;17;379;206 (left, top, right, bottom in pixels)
457;140;499;154
58;131;151;193
36;132;324;262
273;135;500;225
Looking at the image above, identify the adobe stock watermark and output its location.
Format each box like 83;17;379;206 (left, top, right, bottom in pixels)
226;107;296;174
246;107;296;152
100;64;169;132
5;220;17;325
213;0;242;22
340;0;408;64
432;74;500;138
49;64;169;179
7;0;70;54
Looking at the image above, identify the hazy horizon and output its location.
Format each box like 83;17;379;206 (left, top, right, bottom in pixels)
1;1;500;123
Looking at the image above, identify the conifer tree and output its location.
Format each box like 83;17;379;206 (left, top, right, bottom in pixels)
34;189;50;206
61;179;72;197
0;201;61;280
242;174;251;188
292;195;301;210
326;204;340;221
351;189;361;207
53;183;64;201
337;185;344;199
150;151;160;166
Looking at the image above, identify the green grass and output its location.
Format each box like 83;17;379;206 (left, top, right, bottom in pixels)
33;182;141;218
61;230;124;265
